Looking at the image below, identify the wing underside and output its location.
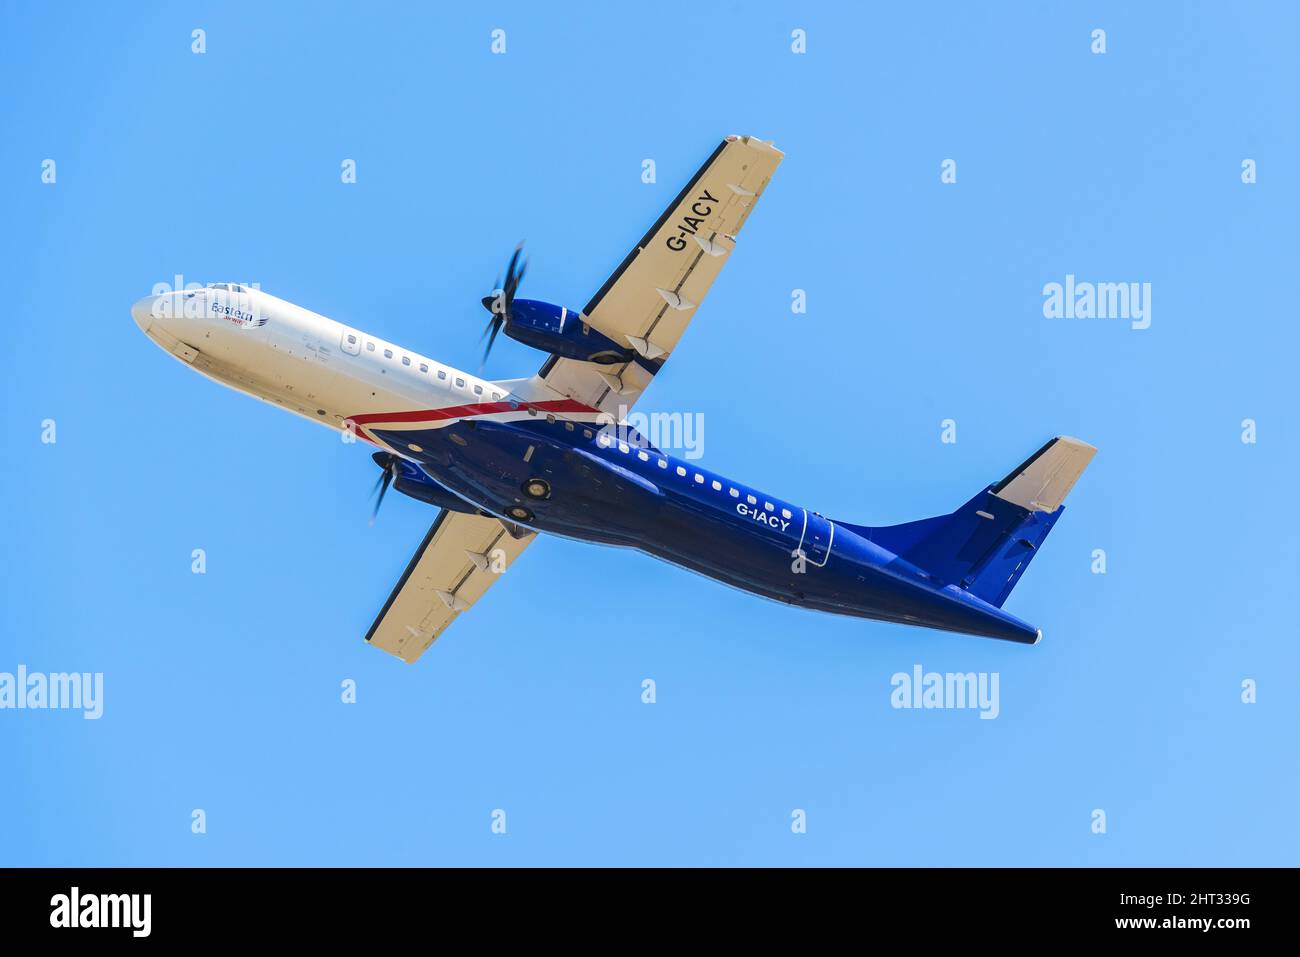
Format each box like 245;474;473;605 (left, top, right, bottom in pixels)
365;510;535;663
537;134;783;413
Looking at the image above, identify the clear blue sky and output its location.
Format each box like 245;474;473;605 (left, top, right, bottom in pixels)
2;1;1296;866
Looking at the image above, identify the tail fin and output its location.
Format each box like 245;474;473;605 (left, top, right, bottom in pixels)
843;437;1096;608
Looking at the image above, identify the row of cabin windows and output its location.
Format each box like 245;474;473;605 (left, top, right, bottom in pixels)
544;413;593;440
594;432;793;520
357;339;501;400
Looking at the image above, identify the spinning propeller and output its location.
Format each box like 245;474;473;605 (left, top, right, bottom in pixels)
479;242;527;366
369;451;399;526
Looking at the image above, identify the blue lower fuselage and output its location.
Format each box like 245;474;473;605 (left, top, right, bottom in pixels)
372;415;1040;644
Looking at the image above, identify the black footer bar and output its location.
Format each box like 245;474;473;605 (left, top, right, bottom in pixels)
0;866;1283;942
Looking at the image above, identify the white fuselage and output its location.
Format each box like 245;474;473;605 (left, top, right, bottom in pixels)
131;286;588;450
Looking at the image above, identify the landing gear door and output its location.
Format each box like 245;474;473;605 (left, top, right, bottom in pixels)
798;511;834;567
340;326;362;356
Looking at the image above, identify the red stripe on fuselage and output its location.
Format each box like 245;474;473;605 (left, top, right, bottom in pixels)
345;398;598;445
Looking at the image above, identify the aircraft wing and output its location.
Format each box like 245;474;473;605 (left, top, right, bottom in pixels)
535;135;783;414
365;511;535;663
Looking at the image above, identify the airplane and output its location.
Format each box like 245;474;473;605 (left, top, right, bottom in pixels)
131;135;1096;664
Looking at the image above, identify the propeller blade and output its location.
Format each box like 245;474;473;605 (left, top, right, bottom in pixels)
481;317;503;367
504;244;524;299
479;243;527;366
368;455;397;526
511;258;527;300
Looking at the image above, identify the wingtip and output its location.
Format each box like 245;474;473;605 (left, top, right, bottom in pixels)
726;134;784;158
1056;435;1099;455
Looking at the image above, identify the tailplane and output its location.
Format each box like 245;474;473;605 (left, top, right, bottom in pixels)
841;437;1096;608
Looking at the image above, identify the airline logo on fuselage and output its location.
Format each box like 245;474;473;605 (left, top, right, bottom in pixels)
210;300;268;328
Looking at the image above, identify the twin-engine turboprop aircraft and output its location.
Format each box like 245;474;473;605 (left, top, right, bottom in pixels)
132;135;1095;663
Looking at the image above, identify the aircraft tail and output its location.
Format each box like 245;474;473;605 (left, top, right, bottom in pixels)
841;437;1096;608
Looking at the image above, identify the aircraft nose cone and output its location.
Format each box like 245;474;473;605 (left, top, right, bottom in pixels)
131;295;157;333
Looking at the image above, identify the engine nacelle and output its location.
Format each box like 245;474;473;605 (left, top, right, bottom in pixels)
380;454;482;514
503;299;632;365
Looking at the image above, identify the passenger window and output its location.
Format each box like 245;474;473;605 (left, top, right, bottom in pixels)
711;480;722;491
419;363;428;373
583;429;593;439
676;466;687;477
473;385;483;395
638;451;649;462
384;349;393;359
747;495;757;505
437;370;446;380
618;442;630;453
565;422;574;431
694;474;704;484
781;508;792;519
366;342;375;352
729;488;739;498
346;335;357;346
546;414;556;424
454;377;465;388
658;459;668;469
764;502;774;512
401;356;410;366
598;434;611;447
